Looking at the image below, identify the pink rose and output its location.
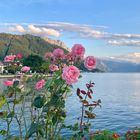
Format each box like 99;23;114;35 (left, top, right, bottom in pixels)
4;80;14;87
62;65;80;85
35;79;46;90
21;66;30;73
65;52;74;61
53;48;64;59
4;55;16;62
84;56;96;70
16;53;22;59
71;44;85;57
49;64;59;72
44;52;53;60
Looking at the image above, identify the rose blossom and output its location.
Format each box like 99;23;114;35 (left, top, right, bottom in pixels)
53;48;64;59
71;44;85;57
44;52;53;60
65;52;74;61
49;64;59;72
84;56;96;70
16;53;22;59
21;66;30;73
62;65;80;85
35;79;46;90
4;80;14;87
4;55;16;62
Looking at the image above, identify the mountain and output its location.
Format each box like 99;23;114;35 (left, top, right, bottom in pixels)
0;33;69;60
97;53;140;72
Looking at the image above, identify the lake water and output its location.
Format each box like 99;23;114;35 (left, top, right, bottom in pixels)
65;73;140;136
0;73;140;137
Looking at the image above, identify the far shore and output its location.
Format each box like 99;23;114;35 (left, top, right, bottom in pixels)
0;75;21;78
0;74;52;79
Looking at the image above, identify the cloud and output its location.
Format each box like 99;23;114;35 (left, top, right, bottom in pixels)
1;22;140;47
8;24;60;37
9;25;25;33
108;40;140;47
107;53;140;64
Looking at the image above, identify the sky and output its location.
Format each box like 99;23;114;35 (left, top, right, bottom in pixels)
0;0;140;57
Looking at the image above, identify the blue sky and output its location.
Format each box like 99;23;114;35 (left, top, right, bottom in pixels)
0;0;140;57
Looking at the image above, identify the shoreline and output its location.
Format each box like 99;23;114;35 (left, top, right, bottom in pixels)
0;75;21;78
0;74;52;79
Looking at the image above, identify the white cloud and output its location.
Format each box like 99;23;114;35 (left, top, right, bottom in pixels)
107;53;140;64
28;25;42;34
9;25;25;33
108;40;140;47
1;22;140;47
7;24;60;37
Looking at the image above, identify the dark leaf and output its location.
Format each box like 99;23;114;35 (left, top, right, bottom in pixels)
81;100;89;105
42;104;48;112
13;80;19;87
7;111;14;118
87;93;92;99
98;99;101;103
0;111;7;118
89;89;93;94
7;93;13;98
81;90;86;95
77;88;80;96
27;122;37;138
33;95;46;108
0;130;7;136
85;110;96;119
52;116;57;125
79;95;83;100
86;84;90;89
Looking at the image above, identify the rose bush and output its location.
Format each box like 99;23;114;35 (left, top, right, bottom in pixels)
0;44;101;140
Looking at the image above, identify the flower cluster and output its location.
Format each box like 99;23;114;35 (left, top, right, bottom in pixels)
124;128;140;140
21;66;30;73
4;55;16;62
2;44;98;140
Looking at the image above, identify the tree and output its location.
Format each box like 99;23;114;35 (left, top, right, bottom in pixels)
23;55;45;72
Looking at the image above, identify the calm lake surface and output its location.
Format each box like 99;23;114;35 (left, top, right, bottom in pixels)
65;73;140;135
0;73;140;137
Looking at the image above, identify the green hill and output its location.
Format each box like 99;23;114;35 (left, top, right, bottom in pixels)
0;33;68;60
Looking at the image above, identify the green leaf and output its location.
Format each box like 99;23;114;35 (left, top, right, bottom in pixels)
71;123;79;131
15;88;21;93
27;122;37;138
0;96;6;108
27;122;44;138
0;130;7;136
52;116;57;125
33;95;46;108
38;129;44;137
42;104;48;112
45;79;52;89
7;111;15;118
13;80;19;88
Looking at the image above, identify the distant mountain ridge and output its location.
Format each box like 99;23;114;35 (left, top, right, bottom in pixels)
0;33;69;60
96;54;140;72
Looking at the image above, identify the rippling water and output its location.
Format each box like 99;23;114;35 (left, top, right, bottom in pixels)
0;73;140;137
65;73;140;135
